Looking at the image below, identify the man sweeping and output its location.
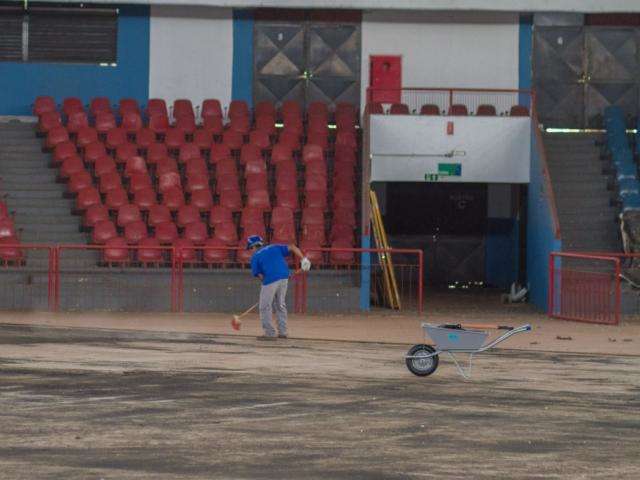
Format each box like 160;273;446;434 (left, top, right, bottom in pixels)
247;235;311;339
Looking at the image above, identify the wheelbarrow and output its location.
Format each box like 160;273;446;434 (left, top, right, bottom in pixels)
405;323;532;379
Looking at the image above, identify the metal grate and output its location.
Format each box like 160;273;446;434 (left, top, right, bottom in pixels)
0;9;23;61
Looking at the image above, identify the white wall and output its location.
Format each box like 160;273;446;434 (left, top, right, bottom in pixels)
150;6;233;113
361;11;520;110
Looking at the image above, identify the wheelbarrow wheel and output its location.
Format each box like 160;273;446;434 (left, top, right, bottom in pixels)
406;344;439;377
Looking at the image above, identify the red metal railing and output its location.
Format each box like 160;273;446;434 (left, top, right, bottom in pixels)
549;252;621;325
0;244;423;314
366;87;533;117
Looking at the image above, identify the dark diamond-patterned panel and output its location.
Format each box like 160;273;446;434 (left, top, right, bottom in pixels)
536;83;585;128
587;28;638;81
255;25;304;75
586;82;638;127
534;27;584;83
308;25;360;75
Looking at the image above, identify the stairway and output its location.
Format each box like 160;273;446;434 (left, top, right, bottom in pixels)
0;121;87;245
544;132;621;253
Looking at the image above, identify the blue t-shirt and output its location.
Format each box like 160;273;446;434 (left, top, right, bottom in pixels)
250;244;290;285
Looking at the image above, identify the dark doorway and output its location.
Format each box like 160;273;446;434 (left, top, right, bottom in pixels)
253;9;361;110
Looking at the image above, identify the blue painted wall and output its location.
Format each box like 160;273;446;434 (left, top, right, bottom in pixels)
518;14;533;108
0;5;150;115
527;129;562;310
232;10;254;107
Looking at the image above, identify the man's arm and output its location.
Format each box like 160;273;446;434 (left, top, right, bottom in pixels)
288;244;305;261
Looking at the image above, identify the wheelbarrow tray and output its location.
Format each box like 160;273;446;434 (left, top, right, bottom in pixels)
423;324;488;351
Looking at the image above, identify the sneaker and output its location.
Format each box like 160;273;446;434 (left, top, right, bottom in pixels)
278;334;288;339
257;335;277;341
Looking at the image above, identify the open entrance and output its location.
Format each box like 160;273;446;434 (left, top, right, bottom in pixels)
372;182;526;298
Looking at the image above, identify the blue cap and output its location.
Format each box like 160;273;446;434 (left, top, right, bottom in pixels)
246;235;264;250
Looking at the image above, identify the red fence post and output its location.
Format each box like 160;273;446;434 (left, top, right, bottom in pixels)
418;249;424;314
548;253;555;316
615;258;621;325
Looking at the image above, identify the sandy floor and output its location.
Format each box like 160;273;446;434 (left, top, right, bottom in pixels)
0;291;638;356
0;324;639;479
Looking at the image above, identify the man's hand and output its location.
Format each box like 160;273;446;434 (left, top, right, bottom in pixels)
301;257;311;272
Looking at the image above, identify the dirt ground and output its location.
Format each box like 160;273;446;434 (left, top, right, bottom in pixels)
1;323;639;479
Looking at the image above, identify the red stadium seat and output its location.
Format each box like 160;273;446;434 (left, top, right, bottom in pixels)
248;130;271;151
305;191;327;210
201;99;223;119
335;131;357;150
173;99;194;120
332;190;356;210
240;144;261;166
282;116;303;136
99;172;123;194
193;130;213;152
0;219;16;240
92;220;117;244
281;100;302;119
185;157;208;178
177;205;201;228
202;115;224;135
53;141;77;166
476;104;497;116
242;221;266;238
271;206;294;226
271;222;296;244
119;98;140;116
95;112;117;135
155;221;179;244
271;144;293;165
330;223;354;243
276;190;300;211
229;115;251;135
245;158;267;176
174;238;197;263
138;237;164;264
335;145;357;165
124;221;148;244
37;111;62;135
365;102;384;115
133;187;157;211
216;173;239;194
61;110;89;134
158;172;182;194
448;104;468;116
135;128;156;150
162;187;185;211
240;207;264;229
175;115;197;135
302;207;324;227
179;143;201;164
164;128;186;151
389;103;410;115
146;99;168;119
124;156;148;177
330;240;355;265
301;223;326;245
156;156;179;176
213;222;238;246
128;173;153;194
222;130;244;150
94;155;117;177
209;206;233;227
246;189;271;211
105;188;129;211
308;115;328;134
84;204;109;228
255;114;277;135
420;104;440;116
47;127;70;151
186;173;210;193
148;114;169;136
308;101;329;119
306;160;327;180
255;100;276;119
147;143;169;165
302;144;323;165
333;207;356;227
210;144;232;165
76;187;101;211
307;133;329;151
229;100;249;119
304;175;327;194
106;127;128;151
103;237;130;263
218;189;243;212
183;221;208;245
62;97;84;117
115;143;138;166
82;142;106;165
510;105;530;116
246;173;268;193
90;97;112;117
216;159;238;180
76;127;98;149
203;237;232;264
190;189;214;212
148;205;172;227
278;130;301;151
122;110;143;134
60;156;85;179
68;171;93;194
34;96;57;116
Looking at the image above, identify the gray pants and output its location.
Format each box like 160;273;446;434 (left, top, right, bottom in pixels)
259;279;288;336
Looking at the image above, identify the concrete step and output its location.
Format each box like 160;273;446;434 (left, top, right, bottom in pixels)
13;200;76;210
4;189;65;200
18;223;82;233
20;232;88;243
15;214;81;225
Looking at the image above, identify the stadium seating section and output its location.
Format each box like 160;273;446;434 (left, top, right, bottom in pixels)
0;201;22;265
366;102;529;117
32;96;360;266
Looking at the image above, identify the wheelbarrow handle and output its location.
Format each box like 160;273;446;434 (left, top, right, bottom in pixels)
459;323;514;331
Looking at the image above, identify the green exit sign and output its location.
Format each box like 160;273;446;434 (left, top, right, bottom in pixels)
438;163;462;176
424;174;439;182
